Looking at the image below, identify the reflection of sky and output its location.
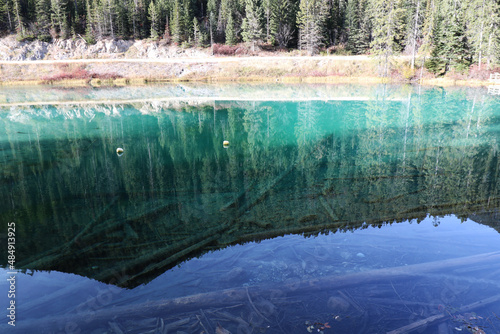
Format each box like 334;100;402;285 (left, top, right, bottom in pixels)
2;214;499;322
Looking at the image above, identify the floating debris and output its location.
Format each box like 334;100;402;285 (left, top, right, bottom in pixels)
305;320;331;333
116;147;124;156
223;140;230;148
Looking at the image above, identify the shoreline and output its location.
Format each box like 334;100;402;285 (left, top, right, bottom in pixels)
0;56;495;88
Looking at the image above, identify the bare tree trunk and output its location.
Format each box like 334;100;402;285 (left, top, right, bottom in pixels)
477;0;486;70
411;0;420;70
108;0;114;38
6;2;12;31
487;29;493;69
133;0;138;38
13;0;23;35
266;6;270;42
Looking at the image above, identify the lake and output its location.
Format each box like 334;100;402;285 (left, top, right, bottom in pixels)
0;83;499;333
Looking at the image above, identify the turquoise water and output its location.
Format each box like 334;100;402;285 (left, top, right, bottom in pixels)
0;84;499;333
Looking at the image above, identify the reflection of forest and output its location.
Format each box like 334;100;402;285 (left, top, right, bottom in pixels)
0;87;498;287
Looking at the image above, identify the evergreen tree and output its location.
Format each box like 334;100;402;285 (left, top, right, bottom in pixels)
114;0;129;38
427;6;471;75
84;0;96;42
0;0;13;32
328;0;347;45
225;11;236;45
149;0;159;38
171;0;182;43
296;0;329;54
207;0;217;15
263;0;270;42
193;16;201;45
130;0;147;39
13;0;25;36
209;10;215;46
206;0;217;45
105;0;116;38
426;14;447;74
442;11;471;71
35;0;51;40
270;0;296;48
369;0;405;76
465;0;499;69
51;0;68;38
419;0;437;55
181;0;193;43
346;0;369;54
241;0;263;51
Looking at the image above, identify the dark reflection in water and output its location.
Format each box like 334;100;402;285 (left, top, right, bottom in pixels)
0;84;499;333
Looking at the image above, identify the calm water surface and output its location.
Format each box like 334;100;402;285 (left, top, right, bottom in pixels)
0;84;499;333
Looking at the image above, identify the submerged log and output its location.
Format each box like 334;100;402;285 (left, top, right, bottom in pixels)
9;251;500;332
18;196;119;269
93;223;229;286
386;293;500;334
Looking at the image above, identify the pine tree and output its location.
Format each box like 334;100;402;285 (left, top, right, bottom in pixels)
242;0;263;51
419;0;436;56
426;5;471;75
207;0;217;15
225;12;236;45
426;14;447;75
296;0;329;55
35;0;51;41
51;0;68;38
270;0;296;48
13;0;25;36
209;10;215;47
171;0;182;43
328;0;347;45
181;0;193;43
369;0;405;76
442;12;471;72
84;0;96;43
487;1;500;67
114;0;129;38
149;0;159;39
263;0;271;42
130;0;147;39
346;0;369;54
193;17;201;46
105;0;116;38
465;0;499;69
0;0;13;32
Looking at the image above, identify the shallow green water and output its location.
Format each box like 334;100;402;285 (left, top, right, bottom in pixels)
0;84;499;333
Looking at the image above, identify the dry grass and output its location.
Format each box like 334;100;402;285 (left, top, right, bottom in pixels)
0;54;495;87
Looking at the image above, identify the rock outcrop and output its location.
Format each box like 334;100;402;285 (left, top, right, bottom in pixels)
0;35;210;61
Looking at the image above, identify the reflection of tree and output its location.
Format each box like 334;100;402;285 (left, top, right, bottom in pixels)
0;88;498;286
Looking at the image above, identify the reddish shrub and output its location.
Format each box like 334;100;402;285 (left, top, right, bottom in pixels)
213;43;253;56
468;64;500;80
42;67;121;83
213;44;238;56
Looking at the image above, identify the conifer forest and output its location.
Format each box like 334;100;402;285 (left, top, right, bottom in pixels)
0;0;499;73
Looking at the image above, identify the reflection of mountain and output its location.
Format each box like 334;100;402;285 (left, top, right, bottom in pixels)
0;86;498;288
